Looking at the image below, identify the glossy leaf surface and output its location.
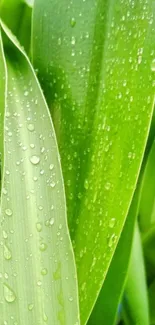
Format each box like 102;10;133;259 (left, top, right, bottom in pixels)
0;29;6;162
32;1;155;323
0;23;79;325
139;138;155;232
88;191;139;325
0;0;32;52
123;223;149;325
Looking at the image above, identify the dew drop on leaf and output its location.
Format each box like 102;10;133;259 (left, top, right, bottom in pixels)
151;58;155;71
28;303;34;311
49;217;55;226
68;296;73;302
70;17;76;27
53;262;61;280
4;245;12;260
4;284;16;303
41;268;48;276
49;164;54;170
5;208;13;216
36;222;42;232
108;234;117;248
43;312;48;322
105;182;111;190
39;243;47;252
109;218;116;228
27;123;35;132
84;179;89;190
30;155;40;165
3;230;8;239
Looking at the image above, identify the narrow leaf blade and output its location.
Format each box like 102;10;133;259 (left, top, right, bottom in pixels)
32;1;155;323
0;23;80;325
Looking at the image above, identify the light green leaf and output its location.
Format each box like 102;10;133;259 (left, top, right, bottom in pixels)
122;223;149;325
88;190;139;325
139;138;155;232
143;226;155;282
0;29;6;163
0;0;32;53
148;278;155;324
0;23;80;325
32;1;155;323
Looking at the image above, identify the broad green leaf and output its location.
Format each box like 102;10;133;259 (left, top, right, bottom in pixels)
148;278;155;324
0;29;6;163
88;190;139;325
139;138;155;232
32;1;155;323
0;0;32;53
143;226;155;282
122;223;149;325
0;23;80;325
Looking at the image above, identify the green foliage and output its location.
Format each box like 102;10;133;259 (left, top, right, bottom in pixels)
0;1;155;324
0;23;79;324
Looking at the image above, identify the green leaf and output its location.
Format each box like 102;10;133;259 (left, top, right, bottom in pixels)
148;278;155;324
143;226;155;282
87;190;139;325
139;138;155;232
0;0;32;53
0;29;6;164
32;1;155;323
122;223;149;325
0;23;80;325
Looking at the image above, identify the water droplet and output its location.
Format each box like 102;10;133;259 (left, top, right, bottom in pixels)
108;234;117;248
2;188;7;195
50;181;56;188
24;91;29;96
41;268;48;276
71;36;76;45
39;243;47;252
43;312;48;322
84;179;89;190
3;230;8;239
70;17;76;27
4;245;12;260
37;280;42;286
68;296;73;302
151;59;155;71
30;155;40;165
36;223;42;232
49;217;55;226
109;218;116;228
28;303;34;311
50;164;54;170
27;123;35;132
4;284;16;303
5;208;13;216
105;182;111;190
53;263;61;280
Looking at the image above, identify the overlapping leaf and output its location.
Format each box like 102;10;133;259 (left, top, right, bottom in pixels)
32;1;155;323
122;224;149;325
0;23;79;325
88;191;139;325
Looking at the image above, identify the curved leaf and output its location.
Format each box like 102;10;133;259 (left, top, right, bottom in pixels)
32;1;155;323
0;29;6;163
0;23;80;325
88;190;139;325
139;138;155;232
122;223;149;325
148;278;155;324
0;0;32;53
